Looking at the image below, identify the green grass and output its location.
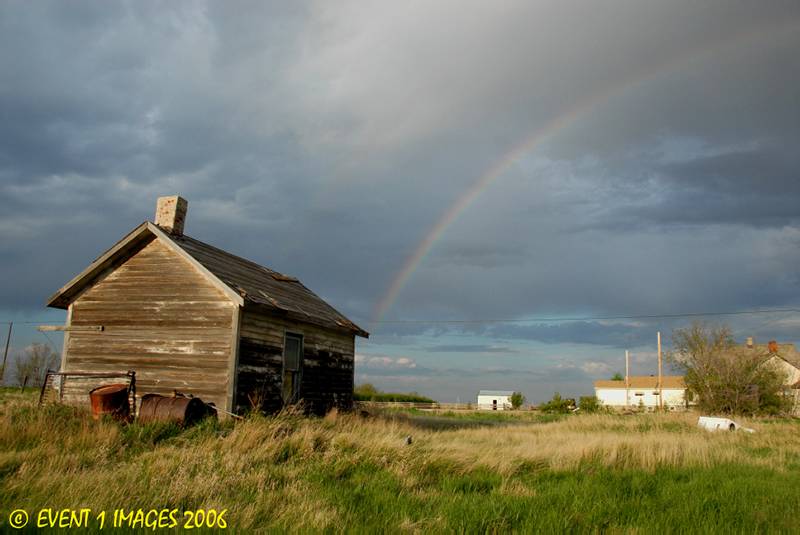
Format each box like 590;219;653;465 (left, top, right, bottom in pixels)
1;392;799;532
309;462;798;532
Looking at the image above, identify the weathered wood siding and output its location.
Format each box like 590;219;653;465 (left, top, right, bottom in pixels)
236;306;355;414
66;238;236;410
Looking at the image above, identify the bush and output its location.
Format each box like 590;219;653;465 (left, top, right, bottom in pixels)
354;392;436;403
510;392;526;409
353;384;435;403
539;392;575;414
354;383;379;397
578;396;604;413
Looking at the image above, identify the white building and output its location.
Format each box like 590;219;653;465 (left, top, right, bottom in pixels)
754;341;800;415
594;376;686;409
477;390;514;410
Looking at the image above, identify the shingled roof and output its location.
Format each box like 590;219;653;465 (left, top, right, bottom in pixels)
47;221;368;338
166;232;368;337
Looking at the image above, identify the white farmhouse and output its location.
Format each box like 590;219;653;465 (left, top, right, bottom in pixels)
594;376;686;410
477;390;514;410
753;340;800;415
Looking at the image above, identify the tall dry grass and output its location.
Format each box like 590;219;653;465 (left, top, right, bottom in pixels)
423;411;800;473
1;390;799;531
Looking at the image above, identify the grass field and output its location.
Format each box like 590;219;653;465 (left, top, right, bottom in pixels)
1;388;799;532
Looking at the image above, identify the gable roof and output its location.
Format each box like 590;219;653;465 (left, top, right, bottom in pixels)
753;343;800;369
47;222;368;338
594;376;685;389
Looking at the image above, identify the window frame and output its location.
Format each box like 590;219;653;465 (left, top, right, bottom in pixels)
282;331;304;404
283;332;304;372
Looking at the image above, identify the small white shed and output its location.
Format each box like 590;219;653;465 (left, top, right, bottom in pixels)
477;390;514;410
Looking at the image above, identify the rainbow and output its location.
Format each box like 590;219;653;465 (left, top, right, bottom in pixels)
371;20;800;324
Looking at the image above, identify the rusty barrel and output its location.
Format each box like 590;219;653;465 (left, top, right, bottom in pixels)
138;394;213;426
89;384;130;421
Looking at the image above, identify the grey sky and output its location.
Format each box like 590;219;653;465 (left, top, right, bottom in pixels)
1;1;799;401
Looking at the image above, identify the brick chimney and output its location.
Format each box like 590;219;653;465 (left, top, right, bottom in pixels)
154;196;188;235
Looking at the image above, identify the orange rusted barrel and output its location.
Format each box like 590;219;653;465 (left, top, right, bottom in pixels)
137;394;214;426
89;384;130;421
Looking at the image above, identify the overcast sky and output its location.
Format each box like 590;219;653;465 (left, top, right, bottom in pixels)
1;1;799;401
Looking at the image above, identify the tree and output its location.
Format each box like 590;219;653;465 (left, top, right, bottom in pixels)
669;322;789;415
13;343;58;387
510;391;526;409
610;372;624;381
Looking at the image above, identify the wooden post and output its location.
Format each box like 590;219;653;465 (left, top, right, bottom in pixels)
625;350;630;407
0;322;11;383
657;331;663;410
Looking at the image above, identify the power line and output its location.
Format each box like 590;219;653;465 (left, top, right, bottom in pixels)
38;329;58;348
4;306;800;326
368;308;800;325
0;320;65;325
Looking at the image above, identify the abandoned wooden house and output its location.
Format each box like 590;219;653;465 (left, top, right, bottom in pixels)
46;196;368;415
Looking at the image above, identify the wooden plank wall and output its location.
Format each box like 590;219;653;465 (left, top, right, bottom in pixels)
66;238;236;410
40;372;135;412
237;306;355;414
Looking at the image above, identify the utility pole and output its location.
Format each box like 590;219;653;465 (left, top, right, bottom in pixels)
625;349;630;407
0;322;11;383
657;331;663;410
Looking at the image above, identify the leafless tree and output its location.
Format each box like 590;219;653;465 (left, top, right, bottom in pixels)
669;323;789;415
13;343;58;387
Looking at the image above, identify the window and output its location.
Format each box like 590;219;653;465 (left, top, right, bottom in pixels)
284;333;302;371
282;333;304;404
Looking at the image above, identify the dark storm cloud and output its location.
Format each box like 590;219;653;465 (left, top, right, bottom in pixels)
578;139;800;232
482;322;655;348
652;144;800;226
426;344;517;354
1;0;800;362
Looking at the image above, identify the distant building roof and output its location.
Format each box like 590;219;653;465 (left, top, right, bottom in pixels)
478;390;515;396
594;376;685;389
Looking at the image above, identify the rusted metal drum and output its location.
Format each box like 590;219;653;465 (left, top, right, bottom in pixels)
137;394;214;426
89;384;130;421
